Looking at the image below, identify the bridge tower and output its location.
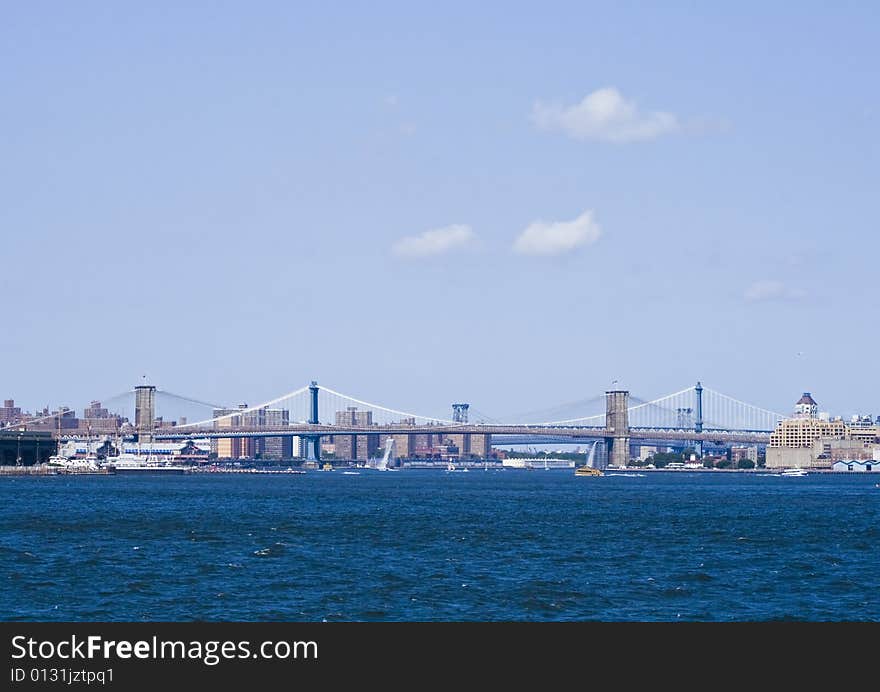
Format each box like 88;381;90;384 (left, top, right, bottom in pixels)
307;380;321;461
134;385;156;444
452;404;469;423
694;381;703;458
605;389;630;468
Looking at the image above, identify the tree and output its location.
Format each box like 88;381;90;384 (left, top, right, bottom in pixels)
737;458;755;469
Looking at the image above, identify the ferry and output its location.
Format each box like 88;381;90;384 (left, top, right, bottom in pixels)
104;453;191;475
575;466;604;477
778;468;809;477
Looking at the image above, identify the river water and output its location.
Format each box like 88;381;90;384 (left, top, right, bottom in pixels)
1;470;878;621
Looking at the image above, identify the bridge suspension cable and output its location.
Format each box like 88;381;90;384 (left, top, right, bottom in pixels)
317;385;458;425
157;390;228;411
172;385;312;429
700;387;785;432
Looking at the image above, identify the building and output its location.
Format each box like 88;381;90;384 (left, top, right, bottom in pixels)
0;399;22;426
212;405;294;459
638;445;658;461
831;460;879;473
731;446;759;464
769;417;847;449
260;408;292;460
794;393;818;419
447;433;470;457
83;401;110;419
0;430;54;465
335;407;373;427
24;407;79;432
847;416;880;444
332;408;378;461
767;392;875;469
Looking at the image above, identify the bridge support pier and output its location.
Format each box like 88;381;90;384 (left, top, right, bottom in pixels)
308;381;321;461
135;385;156;444
605;389;630;468
694;381;703;458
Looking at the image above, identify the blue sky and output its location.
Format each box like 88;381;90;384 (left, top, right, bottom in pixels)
2;2;878;420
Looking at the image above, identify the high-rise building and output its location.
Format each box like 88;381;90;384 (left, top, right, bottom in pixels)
1;399;22;425
83;401;110;419
335;407;373;427
213;404;251;459
261;408;292;459
212;404;293;459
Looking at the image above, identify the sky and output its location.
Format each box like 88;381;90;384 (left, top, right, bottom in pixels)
1;2;878;421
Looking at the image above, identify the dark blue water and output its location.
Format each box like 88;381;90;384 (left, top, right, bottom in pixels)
1;471;878;621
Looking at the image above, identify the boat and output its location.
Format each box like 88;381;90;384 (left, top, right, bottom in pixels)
104;452;190;475
779;468;809;477
321;462;334;471
48;455;101;472
574;443;603;476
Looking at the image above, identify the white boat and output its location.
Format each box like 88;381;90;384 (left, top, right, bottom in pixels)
779;468;809;477
48;455;100;471
105;452;190;475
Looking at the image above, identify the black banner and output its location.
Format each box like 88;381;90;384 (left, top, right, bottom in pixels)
1;621;871;688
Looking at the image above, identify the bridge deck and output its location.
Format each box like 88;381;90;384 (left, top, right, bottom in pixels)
144;424;770;444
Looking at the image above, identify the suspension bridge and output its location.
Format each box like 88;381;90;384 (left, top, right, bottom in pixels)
94;380;786;467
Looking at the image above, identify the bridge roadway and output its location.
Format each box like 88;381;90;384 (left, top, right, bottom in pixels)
149;424;771;445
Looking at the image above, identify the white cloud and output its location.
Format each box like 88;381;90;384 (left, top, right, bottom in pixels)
744;280;806;302
513;210;601;256
531;87;679;143
392;224;475;258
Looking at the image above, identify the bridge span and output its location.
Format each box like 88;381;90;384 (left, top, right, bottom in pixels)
152;424;770;446
29;380;782;465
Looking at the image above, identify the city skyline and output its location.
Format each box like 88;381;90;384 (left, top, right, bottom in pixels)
2;3;878;417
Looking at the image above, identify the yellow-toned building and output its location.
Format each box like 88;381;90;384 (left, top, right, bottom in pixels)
766;392;872;468
768;417;847;449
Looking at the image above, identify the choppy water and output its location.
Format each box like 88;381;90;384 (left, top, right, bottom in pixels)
1;471;878;621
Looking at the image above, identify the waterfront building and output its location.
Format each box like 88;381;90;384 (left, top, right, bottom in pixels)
638;445;657;461
731;446;759;464
831;460;879;473
0;430;54;465
767;393;873;468
767;393;845;468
